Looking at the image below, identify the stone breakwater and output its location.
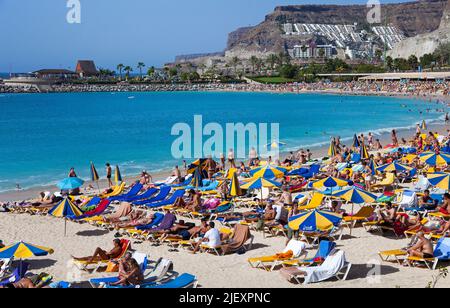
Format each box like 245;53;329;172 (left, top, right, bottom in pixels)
0;81;449;98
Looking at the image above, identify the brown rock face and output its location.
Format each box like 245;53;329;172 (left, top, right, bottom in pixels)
227;0;448;53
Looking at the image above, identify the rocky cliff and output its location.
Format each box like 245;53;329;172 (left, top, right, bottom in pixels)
227;0;447;55
388;0;450;59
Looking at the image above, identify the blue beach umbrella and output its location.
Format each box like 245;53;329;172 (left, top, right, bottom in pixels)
288;210;342;232
57;177;84;190
352;134;360;148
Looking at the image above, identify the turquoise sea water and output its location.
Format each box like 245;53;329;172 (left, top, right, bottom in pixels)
0;91;444;192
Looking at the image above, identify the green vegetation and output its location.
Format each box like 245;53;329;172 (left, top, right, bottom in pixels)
250;76;296;84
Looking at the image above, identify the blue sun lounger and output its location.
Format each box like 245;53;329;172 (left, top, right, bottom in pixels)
146;189;186;208
136;212;165;230
109;183;143;202
126;188;157;202
0;262;29;286
143;273;197;288
304;240;336;265
133;186;171;206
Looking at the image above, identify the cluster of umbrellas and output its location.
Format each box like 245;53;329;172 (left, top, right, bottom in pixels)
57;162;123;191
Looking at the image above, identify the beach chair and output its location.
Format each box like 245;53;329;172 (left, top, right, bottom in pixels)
122;212;165;239
406;237;450;270
132;186;172;207
200;228;235;256
109;183;143;202
372;173;396;192
378;249;408;265
248;240;307;271
142;273;198;289
70;199;112;221
0;262;29;286
144;189;185;209
397;190;418;209
125;188;158;203
299;192;324;211
99;182;126;198
282;250;351;285
90;258;174;288
73;239;130;272
282;240;337;267
0;258;13;279
342;206;375;229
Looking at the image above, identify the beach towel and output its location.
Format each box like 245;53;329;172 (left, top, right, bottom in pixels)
108;202;132;220
221;224;252;255
203;198;221;210
293;250;346;284
148;213;176;233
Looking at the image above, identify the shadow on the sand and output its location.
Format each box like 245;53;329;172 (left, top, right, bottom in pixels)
27;259;57;271
249;243;270;251
76;229;110;237
346;263;400;280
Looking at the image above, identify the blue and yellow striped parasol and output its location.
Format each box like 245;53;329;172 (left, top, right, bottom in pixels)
369;159;378;176
249;164;286;179
312;176;349;189
427;173;450;191
114;165;123;184
352;134;360;148
0;241;54;259
229;172;243;197
90;162;99;182
377;161;412;173
240;177;281;190
288;210;342;232
419;152;450;166
332;187;377;204
327;139;336;157
360;142;370;160
49;198;83;218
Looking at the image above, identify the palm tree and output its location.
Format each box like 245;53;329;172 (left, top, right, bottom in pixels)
229;57;241;77
147;66;155;80
117;64;124;80
249;56;259;75
137;62;145;79
267;54;278;72
124;66;133;81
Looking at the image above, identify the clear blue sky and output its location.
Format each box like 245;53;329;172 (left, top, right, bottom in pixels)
0;0;409;72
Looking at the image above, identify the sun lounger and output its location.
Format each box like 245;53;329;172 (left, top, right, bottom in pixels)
342;206;374;229
142;273;198;289
70;199;111;220
0;262;29;286
99;182;126;198
145;190;186;209
123;212;165;238
109;183;143;202
90;258;174;288
299;192;324;211
282;240;336;267
281;250;351;285
248;240;307;271
378;249;408;265
125;188;158;202
132;186;172;206
0;258;13;279
372;173;396;192
73;239;130;272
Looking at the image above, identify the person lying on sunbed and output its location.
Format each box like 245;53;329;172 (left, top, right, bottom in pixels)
191;222;221;254
146;209;176;234
106;208;145;224
0;273;52;289
109;253;144;287
159;220;206;241
113;213;155;229
434;219;450;235
405;232;434;266
72;239;123;263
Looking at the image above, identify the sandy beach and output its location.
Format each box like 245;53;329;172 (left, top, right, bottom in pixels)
1;202;448;288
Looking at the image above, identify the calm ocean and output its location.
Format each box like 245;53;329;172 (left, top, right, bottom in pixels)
0;91;444;192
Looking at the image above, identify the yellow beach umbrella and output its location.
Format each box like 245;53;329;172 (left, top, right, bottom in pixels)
327;139;336;157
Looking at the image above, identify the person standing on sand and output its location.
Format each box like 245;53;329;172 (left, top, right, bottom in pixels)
391;130;398;147
228;149;235;168
105;163;112;188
